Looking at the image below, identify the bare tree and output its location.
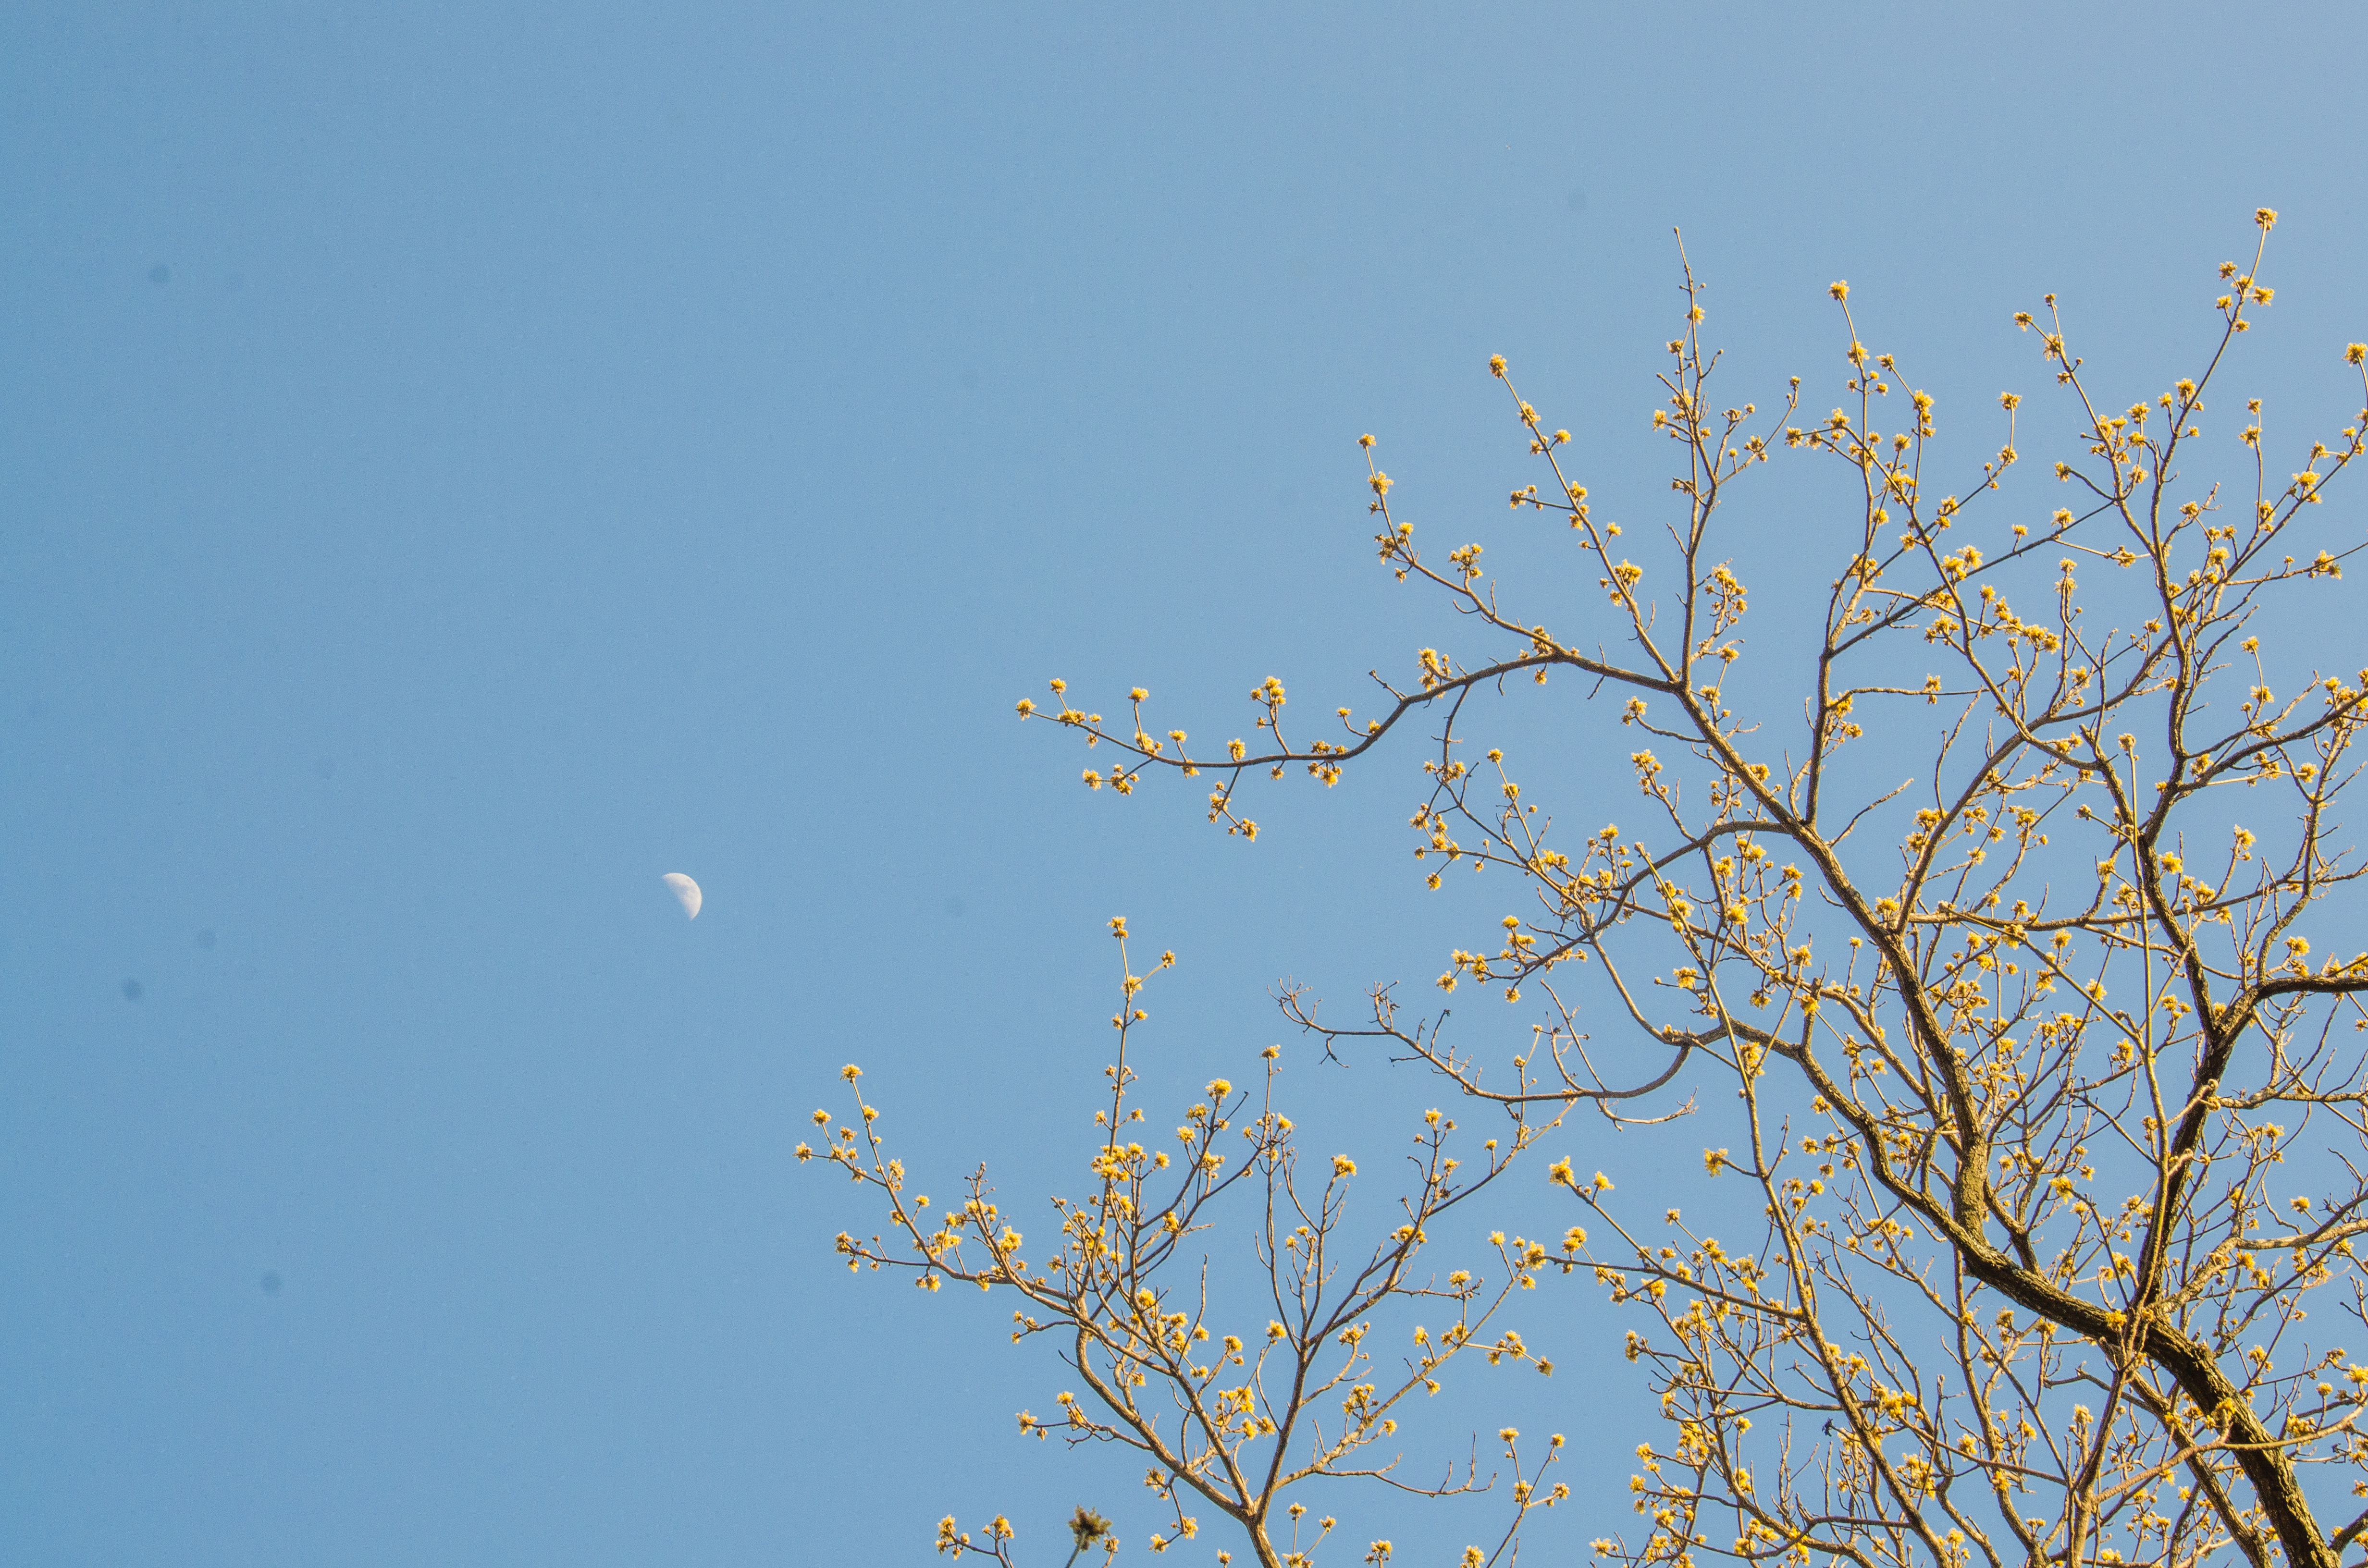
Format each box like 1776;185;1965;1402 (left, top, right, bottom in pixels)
828;209;2368;1568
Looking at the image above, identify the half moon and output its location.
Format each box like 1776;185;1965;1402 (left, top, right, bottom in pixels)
661;872;702;920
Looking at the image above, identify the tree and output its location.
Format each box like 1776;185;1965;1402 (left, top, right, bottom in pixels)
816;210;2368;1568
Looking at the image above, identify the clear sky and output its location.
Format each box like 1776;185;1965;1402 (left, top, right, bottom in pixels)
6;5;2368;1564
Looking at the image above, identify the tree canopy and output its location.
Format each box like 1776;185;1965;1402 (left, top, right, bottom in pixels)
815;211;2368;1568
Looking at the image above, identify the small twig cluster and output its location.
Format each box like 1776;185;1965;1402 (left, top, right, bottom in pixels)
812;919;1567;1568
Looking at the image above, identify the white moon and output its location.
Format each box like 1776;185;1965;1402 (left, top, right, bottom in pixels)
661;872;702;920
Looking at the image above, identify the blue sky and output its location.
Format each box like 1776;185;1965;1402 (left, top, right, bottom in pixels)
6;5;2368;1564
